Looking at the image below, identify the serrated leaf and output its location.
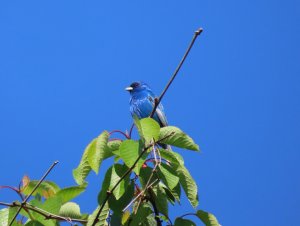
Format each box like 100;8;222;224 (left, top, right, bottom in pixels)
159;126;200;151
140;118;160;144
196;210;220;226
174;218;196;226
177;166;198;208
130;203;153;226
59;202;81;218
73;139;93;185
152;183;168;217
21;180;60;199
87;203;109;226
119;140;147;175
108;180;134;214
159;149;184;167
139;166;159;188
55;185;86;204
88;131;109;174
109;164;129;200
98;166;113;205
158;163;180;190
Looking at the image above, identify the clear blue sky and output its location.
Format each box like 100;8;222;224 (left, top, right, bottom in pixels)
0;1;299;225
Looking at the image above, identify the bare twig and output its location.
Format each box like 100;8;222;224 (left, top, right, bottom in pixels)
9;161;59;225
91;133;174;226
122;178;159;212
149;28;203;118
0;201;87;224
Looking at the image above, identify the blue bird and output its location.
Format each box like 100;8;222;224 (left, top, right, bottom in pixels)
126;81;168;128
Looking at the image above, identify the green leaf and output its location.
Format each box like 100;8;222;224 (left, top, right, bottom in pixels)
109;164;129;200
108;180;134;214
158;163;180;190
177;165;198;208
130;203;153;226
98;166;113;205
159;126;200;151
59;202;82;219
174;218;196;226
73;139;93;185
151;183;169;217
139;166;159;188
87;203;109;226
21;180;60;198
0;207;18;226
25;221;44;226
55;185;86;204
119;140;147;175
196;210;220;226
121;211;131;225
160;149;196;207
88;131;110;174
140;118;160;144
159;149;184;167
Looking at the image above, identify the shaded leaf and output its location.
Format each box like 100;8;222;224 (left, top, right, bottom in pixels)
174;218;196;226
98;166;113;205
130;203;153;226
159;126;200;151
158;163;180;190
108;180;134;214
25;221;44;226
151;183;168;217
177;165;198;208
196;210;220;226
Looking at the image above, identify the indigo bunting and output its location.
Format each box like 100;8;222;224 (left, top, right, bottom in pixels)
126;81;168;128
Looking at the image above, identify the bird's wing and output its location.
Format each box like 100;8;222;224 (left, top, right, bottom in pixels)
147;95;168;127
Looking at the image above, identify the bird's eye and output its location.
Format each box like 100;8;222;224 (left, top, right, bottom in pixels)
130;82;140;88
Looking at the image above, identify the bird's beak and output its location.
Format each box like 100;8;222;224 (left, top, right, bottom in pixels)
125;86;133;91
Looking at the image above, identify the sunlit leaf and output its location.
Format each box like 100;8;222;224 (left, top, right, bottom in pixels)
119;140;147;175
0;207;18;226
55;185;86;204
109;164;129;200
59;202;81;219
196;210;220;226
158;163;180;190
140;118;160;144
87;203;109;226
21;180;60;199
88;131;109;174
159;126;200;151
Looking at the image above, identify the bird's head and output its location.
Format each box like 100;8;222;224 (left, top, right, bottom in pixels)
125;81;150;94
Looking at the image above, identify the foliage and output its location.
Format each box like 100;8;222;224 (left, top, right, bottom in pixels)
0;118;219;226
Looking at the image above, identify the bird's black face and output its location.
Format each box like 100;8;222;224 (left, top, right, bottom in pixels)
125;81;143;92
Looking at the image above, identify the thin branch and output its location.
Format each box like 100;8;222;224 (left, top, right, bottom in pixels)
122;178;159;212
149;28;203;118
91;133;174;226
109;130;130;139
178;212;197;219
0;201;87;224
9;161;59;225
